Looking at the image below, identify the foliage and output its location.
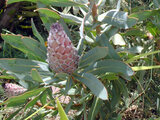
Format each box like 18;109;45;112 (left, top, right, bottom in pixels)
0;0;160;119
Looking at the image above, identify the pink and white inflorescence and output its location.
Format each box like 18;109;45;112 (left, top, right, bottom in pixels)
47;23;79;74
3;83;27;98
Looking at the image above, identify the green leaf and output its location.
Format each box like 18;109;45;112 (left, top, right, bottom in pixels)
31;19;45;45
36;8;81;31
39;0;83;7
1;34;46;61
126;50;160;63
121;28;144;36
36;8;61;20
111;80;121;108
31;68;43;83
56;97;69;120
21;37;46;60
100;10;137;29
73;73;108;100
129;9;160;21
36;8;60;31
84;59;134;77
3;87;47;106
88;97;103;120
132;65;160;71
25;95;40;110
40;90;47;106
60;12;84;24
0;58;49;73
7;0;83;7
79;47;108;67
7;0;36;4
64;77;72;95
97;32;121;60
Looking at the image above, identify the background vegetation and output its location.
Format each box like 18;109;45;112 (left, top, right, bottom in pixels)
0;0;160;119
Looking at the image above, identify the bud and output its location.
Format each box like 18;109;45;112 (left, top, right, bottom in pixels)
47;23;79;74
3;83;27;98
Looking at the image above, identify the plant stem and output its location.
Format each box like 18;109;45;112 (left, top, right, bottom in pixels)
90;1;101;35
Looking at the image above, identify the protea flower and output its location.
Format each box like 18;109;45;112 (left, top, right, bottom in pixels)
3;83;27;98
47;23;79;74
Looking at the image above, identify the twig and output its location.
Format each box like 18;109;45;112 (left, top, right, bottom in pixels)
120;92;145;114
91;1;101;35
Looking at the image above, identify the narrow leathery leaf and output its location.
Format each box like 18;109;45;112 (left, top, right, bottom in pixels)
97;33;121;60
84;60;134;77
121;28;144;36
46;87;55;105
0;58;50;74
40;90;47;106
31;68;43;83
126;17;137;28
65;77;72;95
31;19;45;45
7;98;28;107
129;9;160;21
1;34;36;59
132;65;160;71
39;0;83;7
7;0;36;4
22;37;46;60
36;8;57;31
111;81;121;108
2;87;46;105
118;78;128;98
36;8;79;31
73;73;108;100
7;0;84;7
56;98;69;120
60;12;84;24
55;73;69;80
126;50;160;63
100;10;137;29
47;23;79;74
79;47;108;67
25;95;40;110
0;75;16;80
36;8;60;20
1;34;46;61
88;97;103;120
